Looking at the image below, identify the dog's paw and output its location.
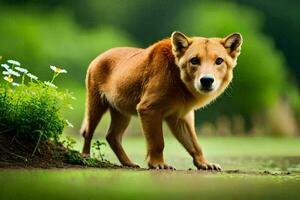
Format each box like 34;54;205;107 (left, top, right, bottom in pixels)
194;161;222;171
148;162;176;170
123;162;140;168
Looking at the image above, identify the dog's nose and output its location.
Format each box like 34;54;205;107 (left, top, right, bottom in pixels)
200;77;214;88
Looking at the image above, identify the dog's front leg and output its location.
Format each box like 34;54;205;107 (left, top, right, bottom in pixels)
137;106;175;170
166;111;221;171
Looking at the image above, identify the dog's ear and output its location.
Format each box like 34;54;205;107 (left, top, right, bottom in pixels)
223;33;243;57
171;31;190;56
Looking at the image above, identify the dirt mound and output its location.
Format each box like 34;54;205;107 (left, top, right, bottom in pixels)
0;132;116;169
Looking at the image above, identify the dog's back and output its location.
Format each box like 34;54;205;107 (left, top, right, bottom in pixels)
86;40;180;115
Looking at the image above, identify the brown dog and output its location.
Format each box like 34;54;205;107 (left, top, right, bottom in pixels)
81;31;242;170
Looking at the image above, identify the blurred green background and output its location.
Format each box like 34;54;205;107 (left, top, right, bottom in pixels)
0;0;299;137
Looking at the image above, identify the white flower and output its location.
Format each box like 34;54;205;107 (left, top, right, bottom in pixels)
1;64;10;70
12;82;20;86
50;65;67;74
44;81;57;88
65;120;74;128
4;76;13;83
15;66;28;74
7;60;20;66
27;73;38;80
3;71;10;75
7;69;20;77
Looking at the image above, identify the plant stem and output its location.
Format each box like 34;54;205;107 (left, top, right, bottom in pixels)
31;132;42;157
21;74;25;85
50;73;59;83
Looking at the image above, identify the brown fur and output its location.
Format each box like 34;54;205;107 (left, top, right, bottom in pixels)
81;31;242;170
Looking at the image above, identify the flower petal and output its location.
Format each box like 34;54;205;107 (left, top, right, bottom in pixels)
27;73;38;80
15;66;28;73
12;82;20;86
4;76;13;83
1;64;10;70
7;60;20;66
44;81;57;88
50;65;57;72
50;65;67;74
7;69;20;77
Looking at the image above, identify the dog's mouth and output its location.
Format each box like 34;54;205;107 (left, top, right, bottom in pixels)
199;87;214;93
198;87;215;94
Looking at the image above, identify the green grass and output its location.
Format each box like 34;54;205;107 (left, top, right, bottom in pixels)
1;136;300;200
73;136;300;171
0;169;299;200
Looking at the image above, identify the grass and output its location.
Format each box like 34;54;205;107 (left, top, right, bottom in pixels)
72;135;300;171
1;136;300;200
0;169;299;200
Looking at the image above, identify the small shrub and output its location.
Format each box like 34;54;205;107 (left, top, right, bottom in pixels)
61;136;76;150
61;137;112;167
92;140;106;161
0;59;74;141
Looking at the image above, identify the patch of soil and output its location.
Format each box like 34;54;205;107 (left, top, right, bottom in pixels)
0;132;117;169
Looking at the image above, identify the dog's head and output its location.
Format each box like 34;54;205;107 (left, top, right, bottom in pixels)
171;31;242;96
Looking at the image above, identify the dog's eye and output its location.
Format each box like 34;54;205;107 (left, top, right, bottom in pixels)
190;57;200;65
215;57;224;65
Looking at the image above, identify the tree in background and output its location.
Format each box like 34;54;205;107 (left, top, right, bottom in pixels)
176;1;299;135
0;0;298;135
0;7;135;83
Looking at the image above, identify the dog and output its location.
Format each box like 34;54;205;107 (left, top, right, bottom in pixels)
81;31;242;170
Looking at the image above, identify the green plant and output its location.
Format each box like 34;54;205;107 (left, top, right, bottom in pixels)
61;136;76;150
64;149;114;167
92;140;106;161
63;142;113;167
0;59;74;141
0;59;115;167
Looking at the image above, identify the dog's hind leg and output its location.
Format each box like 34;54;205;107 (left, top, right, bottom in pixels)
81;87;108;155
106;108;139;168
